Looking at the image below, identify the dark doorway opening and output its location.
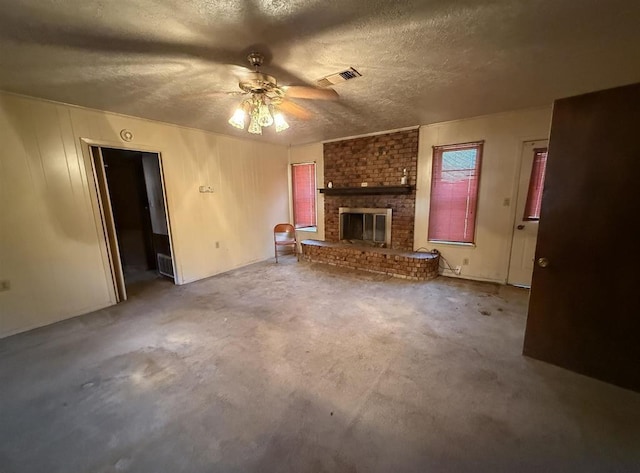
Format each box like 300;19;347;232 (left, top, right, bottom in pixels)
93;147;174;293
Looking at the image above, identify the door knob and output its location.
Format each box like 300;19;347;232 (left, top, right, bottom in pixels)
537;257;549;268
517;224;525;230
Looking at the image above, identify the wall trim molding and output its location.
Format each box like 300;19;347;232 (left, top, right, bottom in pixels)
321;125;420;144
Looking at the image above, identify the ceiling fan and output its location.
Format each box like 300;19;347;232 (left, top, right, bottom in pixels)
225;52;339;134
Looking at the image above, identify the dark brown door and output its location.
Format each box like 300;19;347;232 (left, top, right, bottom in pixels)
523;83;640;392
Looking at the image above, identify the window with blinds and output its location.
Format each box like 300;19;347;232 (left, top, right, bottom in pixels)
428;141;483;244
291;163;317;229
523;148;548;221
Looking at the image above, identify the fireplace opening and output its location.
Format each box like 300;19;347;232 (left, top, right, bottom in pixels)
339;207;392;247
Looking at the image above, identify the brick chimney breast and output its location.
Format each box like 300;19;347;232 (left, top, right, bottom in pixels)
323;129;418;251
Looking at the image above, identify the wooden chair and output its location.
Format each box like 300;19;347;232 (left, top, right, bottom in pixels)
273;223;298;263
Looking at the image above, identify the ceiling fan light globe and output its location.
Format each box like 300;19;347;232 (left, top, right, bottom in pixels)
274;113;289;132
257;102;274;127
228;108;246;129
248;116;262;135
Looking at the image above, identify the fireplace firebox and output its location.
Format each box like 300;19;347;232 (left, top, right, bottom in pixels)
339;207;392;247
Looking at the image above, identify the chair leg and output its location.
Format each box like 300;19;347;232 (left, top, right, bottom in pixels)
275;243;278;263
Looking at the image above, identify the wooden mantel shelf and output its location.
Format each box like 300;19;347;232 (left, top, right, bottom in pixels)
319;185;413;196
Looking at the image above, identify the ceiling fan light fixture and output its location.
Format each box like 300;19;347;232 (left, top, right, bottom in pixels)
274;112;289;132
257;101;274;127
228;107;246;129
226;52;329;134
247;114;262;135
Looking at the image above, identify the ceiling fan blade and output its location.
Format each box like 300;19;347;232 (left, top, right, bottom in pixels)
277;100;312;120
283;86;339;101
0;9;243;65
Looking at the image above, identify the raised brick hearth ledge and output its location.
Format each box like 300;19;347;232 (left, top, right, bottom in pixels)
301;240;439;281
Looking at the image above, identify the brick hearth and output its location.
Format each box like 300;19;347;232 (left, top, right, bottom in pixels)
301;240;439;281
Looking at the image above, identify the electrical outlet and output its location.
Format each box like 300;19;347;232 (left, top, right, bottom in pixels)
454;266;462;275
199;185;214;193
463;258;469;265
0;280;10;291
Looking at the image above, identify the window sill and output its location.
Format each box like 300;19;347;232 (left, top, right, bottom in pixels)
296;226;318;232
428;240;476;247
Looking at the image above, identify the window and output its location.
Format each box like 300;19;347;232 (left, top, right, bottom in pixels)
428;141;483;244
523;148;548;220
291;163;317;229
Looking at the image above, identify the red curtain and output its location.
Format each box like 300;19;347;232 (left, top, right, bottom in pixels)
428;143;483;243
292;163;316;228
523;148;548;220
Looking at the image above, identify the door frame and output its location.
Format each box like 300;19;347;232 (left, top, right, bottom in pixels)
80;138;177;303
506;138;549;286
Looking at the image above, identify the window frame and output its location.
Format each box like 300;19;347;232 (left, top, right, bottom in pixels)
428;141;484;245
522;147;548;221
291;162;317;231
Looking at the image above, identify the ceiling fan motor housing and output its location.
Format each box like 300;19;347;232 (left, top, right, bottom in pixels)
239;72;284;99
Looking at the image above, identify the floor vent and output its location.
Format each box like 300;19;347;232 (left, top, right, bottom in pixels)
157;253;174;279
317;67;362;87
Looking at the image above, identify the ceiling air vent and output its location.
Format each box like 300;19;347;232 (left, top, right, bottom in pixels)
317;67;362;87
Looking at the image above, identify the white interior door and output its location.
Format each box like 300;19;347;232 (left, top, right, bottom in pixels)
90;146;127;301
507;140;548;287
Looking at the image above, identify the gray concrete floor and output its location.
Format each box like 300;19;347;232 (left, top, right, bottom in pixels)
1;257;639;473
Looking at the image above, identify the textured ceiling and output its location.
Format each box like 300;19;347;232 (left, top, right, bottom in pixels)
0;0;639;145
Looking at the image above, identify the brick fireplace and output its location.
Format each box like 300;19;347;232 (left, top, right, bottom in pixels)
300;128;439;281
323;129;418;250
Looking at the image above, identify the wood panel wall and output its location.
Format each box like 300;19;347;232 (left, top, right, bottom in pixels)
0;92;289;337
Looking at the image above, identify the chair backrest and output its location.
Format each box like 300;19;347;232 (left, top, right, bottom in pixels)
274;223;296;242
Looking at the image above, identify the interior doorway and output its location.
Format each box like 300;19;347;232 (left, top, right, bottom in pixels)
507;140;548;287
90;146;175;301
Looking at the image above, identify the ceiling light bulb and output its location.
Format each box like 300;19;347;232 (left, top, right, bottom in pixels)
274;113;289;132
248;115;262;134
258;102;274;127
228;108;246;129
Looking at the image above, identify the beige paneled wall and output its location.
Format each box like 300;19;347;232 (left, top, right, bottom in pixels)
0;92;288;337
414;107;552;283
290;108;552;284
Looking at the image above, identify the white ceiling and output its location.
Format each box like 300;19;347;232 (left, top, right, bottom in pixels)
1;0;638;145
